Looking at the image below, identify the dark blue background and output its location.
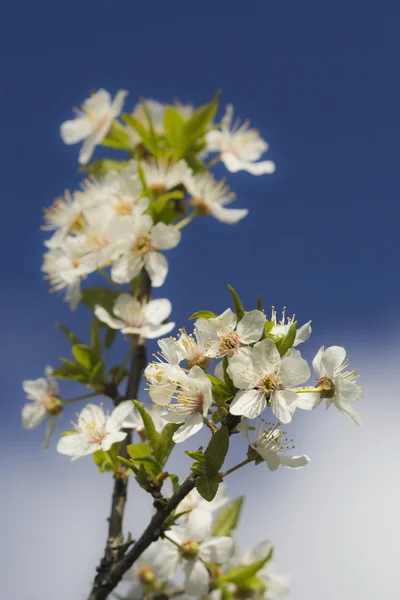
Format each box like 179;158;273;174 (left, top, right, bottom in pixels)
1;0;398;438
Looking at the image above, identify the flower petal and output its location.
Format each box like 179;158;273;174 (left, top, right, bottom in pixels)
200;537;234;563
296;392;322;410
143;298;172;325
279;454;310;469
237;310;266;344
56;433;94;459
321;346;346;379
253;338;281;366
21;403;47;429
183;559;210;597
270;389;297;424
335;378;361;403
172;412;204;443
94;306;124;330
229;389;267;419
294;321;312;346
145;252;168;287
151;222;181;250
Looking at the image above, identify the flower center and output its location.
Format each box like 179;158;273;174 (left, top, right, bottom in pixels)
179;540;199;560
258;373;282;395
316;376;336;399
68;212;87;234
44;391;63;415
150;183;167;194
114;196;133;216
189;197;211;216
133;234;152;255
138;566;155;585
219;331;240;357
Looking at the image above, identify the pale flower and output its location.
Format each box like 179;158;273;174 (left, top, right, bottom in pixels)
228;340;310;423
57;401;133;460
207;308;266;358
145;338;184;406
111;214;181;287
94;294;175;339
162;366;213;443
243;541;291;600
124;542;172;597
297;346;362;426
154;525;234;597
22;367;62;449
141;158;192;194
42;190;88;250
206;105;276;175
184;173;248;224
270;306;311;347
176;318;215;367
177;484;229;531
237;419;309;471
60;88;127;165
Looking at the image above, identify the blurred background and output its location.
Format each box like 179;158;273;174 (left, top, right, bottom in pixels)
1;1;399;598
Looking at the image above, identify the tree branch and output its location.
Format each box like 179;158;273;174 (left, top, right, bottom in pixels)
89;271;151;596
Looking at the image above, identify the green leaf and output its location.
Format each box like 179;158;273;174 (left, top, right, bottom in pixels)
167;473;180;494
51;363;89;383
93;449;114;473
101;121;131;150
212;497;244;537
227;285;245;322
222;356;235;394
121;114;160;156
81;287;119;313
127;444;162;475
265;320;274;336
90;361;107;385
80;159;129;177
189;310;217;320
154;423;180;468
72;344;94;371
206;374;230;396
133;401;160;456
219;550;273;585
104;327;118;349
163;106;186;155
127;442;151;460
274;322;297;357
185;450;207;462
57;323;82;346
183;92;220;149
90;317;102;359
195;463;220;501
257;294;264;312
149;190;185;224
205;426;229;472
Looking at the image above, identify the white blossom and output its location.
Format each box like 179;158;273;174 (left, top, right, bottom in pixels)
228;340;310;423
184;173;248;224
206;105;275;175
270;307;311;347
145;338;184;406
111;214;181;287
154;524;234;596
124;542;172;596
141;158;192;194
176;318;215;367
161;366;213;443
243;541;291;599
57;401;133;460
238;419;309;471
95;294;174;339
297;346;362;426
207;308;266;358
22;367;62;449
177;484;229;531
60;89;127;165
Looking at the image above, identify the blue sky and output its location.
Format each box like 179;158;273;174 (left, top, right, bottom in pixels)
1;1;399;598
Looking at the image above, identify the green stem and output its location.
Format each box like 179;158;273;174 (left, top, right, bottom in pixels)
205;154;221;169
62;391;99;405
98;269;123;292
295;386;323;394
175;212;195;230
219;457;253;478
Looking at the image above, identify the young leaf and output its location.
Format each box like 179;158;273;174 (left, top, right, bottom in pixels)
189;310;217;320
274;322;297;357
205;426;229;472
227;285;245;322
257;294;264;312
93;449;114;473
154;423;180;468
57;323;82;346
183;92;220;148
219;549;273;586
133;401;160;456
206;374;230;396
51;363;88;383
72;344;95;371
121;114;160;156
195;463;220;501
80;159;129;177
212;497;244;537
185;450;207;462
101;121;131;150
163;106;186;155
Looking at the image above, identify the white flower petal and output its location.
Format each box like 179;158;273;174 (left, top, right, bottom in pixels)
172;412;204;443
145;252;168;287
296;392;322;410
229;389;267;419
256;447;281;471
200;537;234;563
94;306;124;330
78;404;106;430
237;310;266;344
22;378;48;400
335;378;361;403
294;321;312;346
56;433;94;458
211;204;248;224
321;346;346;379
186;508;212;541
236;417;250;440
270;389;297;424
42;416;58;449
60;117;92;144
151;222;181;250
279;455;310;469
102;431;127;451
106;401;134;432
142;322;175;339
227;348;258;389
143;298;172;325
21;403;47;429
334;398;363;426
312;346;325;376
183;559;210;597
253;338;281;366
280;353;310;387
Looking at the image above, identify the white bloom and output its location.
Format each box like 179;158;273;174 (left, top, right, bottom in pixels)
111;214;181;287
270;307;311;347
297;346;362;426
207;308;266;358
57;401;133;460
95;294;174;339
228;340;310;423
155;525;234;597
129;100;194;142
162;366;213;443
124;542;172;596
145;338;184;406
141;158;192;194
123;404;166;435
184;173;248;224
42;190;88;249
177;484;229;531
176;318;215;366
22;367;62;449
238;419;309;471
206;105;275;175
42;237;88;310
60;88;127;165
243;541;290;600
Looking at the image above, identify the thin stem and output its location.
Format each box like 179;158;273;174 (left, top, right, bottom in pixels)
62;391;99;405
163;534;184;551
205;154;221;169
174;212;195;230
295;386;323;394
98;269;123;292
203;418;217;433
219;457;253;478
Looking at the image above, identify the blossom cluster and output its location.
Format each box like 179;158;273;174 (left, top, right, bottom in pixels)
122;485;290;600
42;89;275;310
